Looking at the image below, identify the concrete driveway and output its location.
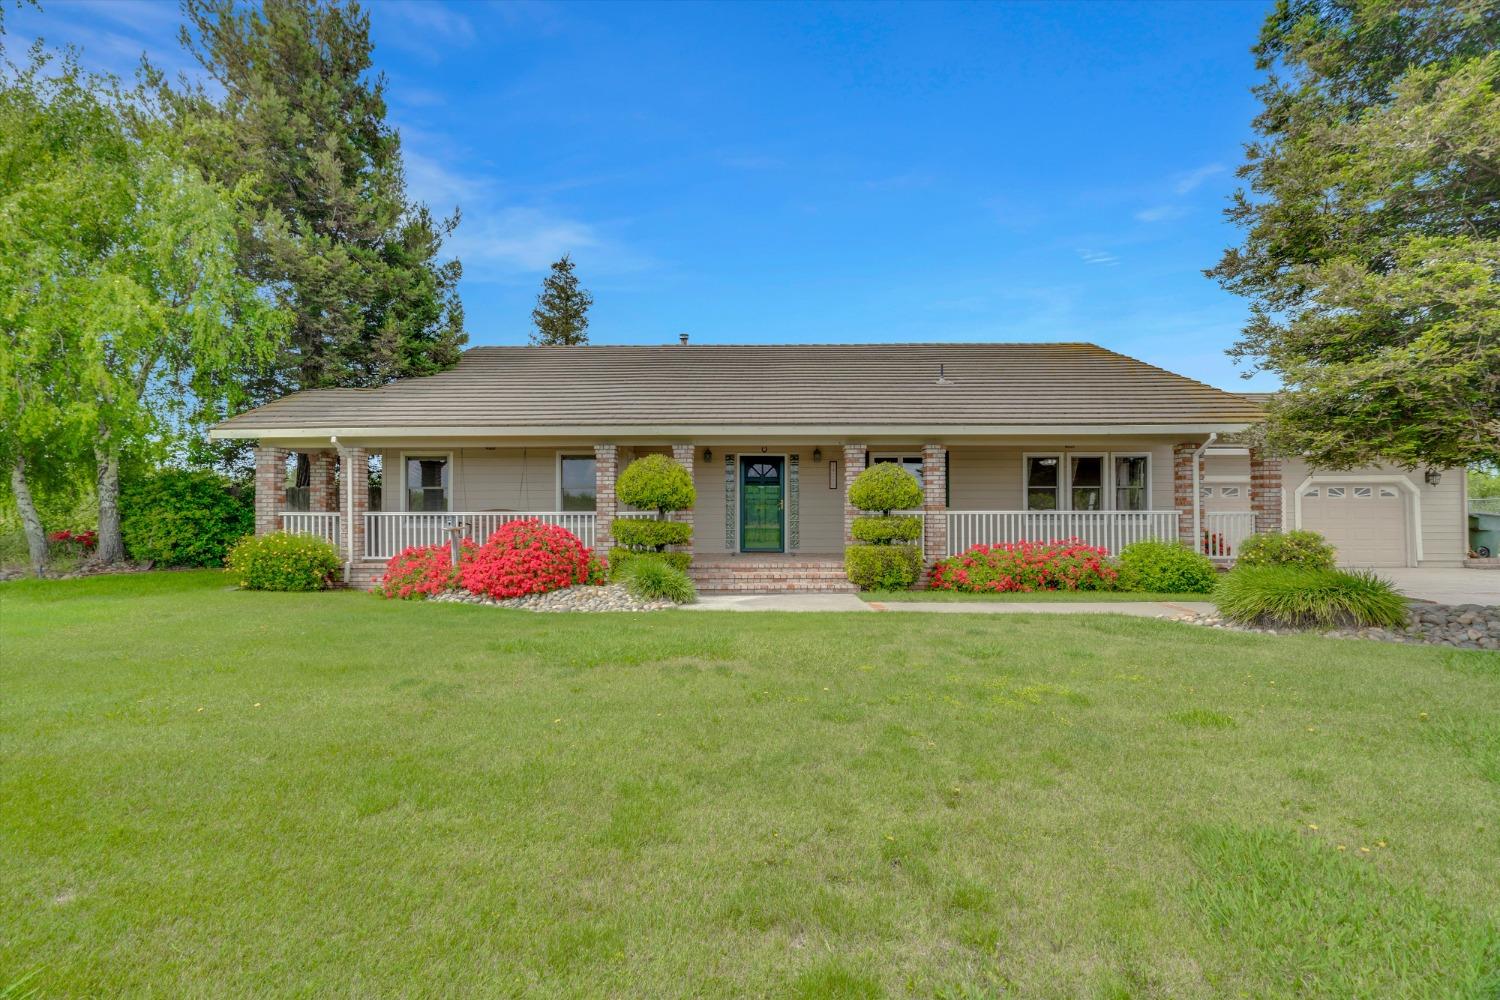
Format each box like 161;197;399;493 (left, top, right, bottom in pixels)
1377;568;1500;604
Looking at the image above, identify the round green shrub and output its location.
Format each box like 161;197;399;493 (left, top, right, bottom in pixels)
1117;539;1217;593
850;514;923;545
226;532;341;591
848;463;922;514
121;470;254;567
611;518;693;551
608;548;692;578
616;454;696;514
621;557;696;604
844;543;921;591
1214;567;1407;629
1235;530;1336;571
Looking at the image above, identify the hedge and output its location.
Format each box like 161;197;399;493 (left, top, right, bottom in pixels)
844;544;921;591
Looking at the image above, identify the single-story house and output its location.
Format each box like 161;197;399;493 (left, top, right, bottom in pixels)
211;342;1469;590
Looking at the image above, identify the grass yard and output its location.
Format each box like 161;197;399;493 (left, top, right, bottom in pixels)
860;590;1210;603
2;572;1498;998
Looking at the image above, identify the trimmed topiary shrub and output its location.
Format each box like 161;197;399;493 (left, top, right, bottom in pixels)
928;539;1118;593
1214;567;1407;629
1235;530;1337;571
1117;539;1217;593
848;463;922;514
121;469;254;567
845;543;922;591
611;518;692;551
621;557;696;603
226;532;341;591
850;515;922;545
616;454;696;514
379;541;472;600
458;518;599;600
608;548;692;579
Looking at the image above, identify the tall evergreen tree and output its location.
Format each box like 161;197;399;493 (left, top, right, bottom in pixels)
1210;0;1500;470
530;254;593;345
163;0;465;402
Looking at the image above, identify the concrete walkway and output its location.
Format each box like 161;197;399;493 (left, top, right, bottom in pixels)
684;593;1214;615
1378;567;1500;604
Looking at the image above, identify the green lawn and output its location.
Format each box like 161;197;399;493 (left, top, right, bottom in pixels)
861;589;1211;603
3;572;1497;998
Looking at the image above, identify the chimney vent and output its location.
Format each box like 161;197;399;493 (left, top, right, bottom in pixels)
936;363;953;386
679;333;689;346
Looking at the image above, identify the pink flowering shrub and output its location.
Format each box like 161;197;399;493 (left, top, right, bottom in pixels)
457;518;602;600
379;541;474;600
928;538;1119;593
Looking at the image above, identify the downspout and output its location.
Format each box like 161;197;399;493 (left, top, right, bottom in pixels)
1191;433;1218;552
332;435;352;585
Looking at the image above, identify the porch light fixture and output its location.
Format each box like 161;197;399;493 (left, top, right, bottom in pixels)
812;447;822;462
702;448;712;463
1424;468;1441;486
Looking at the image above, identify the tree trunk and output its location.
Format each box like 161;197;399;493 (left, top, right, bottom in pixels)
10;454;49;577
92;434;127;565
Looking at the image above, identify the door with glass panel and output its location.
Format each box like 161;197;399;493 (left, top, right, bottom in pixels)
739;457;784;552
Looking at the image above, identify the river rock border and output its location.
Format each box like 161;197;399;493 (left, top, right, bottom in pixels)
431;583;679;613
1169;602;1499;650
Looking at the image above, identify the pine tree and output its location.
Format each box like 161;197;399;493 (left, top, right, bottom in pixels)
530;255;593;346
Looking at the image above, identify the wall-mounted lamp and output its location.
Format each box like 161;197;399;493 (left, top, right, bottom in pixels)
761;445;768;453
1424;468;1441;486
702;448;713;463
812;447;822;463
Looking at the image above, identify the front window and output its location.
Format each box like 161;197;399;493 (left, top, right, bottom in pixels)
405;456;449;512
1025;455;1060;510
559;455;597;511
1069;455;1103;511
1114;455;1148;511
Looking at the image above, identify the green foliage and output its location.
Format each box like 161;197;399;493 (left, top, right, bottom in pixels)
225;532;340;591
1214;567;1408;630
607;548;691;578
530;254;593;345
167;0;466;400
844;544;921;591
1211;4;1500;468
620;557;695;604
847;463;922;514
1470;466;1500;499
611;518;692;552
1235;530;1337;572
850;514;922;545
615;455;696;515
119;470;252;567
1117;540;1217;594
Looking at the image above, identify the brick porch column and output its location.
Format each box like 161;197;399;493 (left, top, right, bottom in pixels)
343;447;369;565
1172;442;1197;547
308;451;337;512
253;445;289;536
594;444;619;552
842;444;868;545
921;443;947;566
1249;448;1283;534
671;443;695;552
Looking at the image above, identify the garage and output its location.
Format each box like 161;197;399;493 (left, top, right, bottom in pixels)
1300;484;1411;567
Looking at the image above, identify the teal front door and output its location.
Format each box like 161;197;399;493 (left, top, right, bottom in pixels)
740;457;784;552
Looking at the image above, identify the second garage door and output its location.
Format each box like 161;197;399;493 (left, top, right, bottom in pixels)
1301;484;1410;567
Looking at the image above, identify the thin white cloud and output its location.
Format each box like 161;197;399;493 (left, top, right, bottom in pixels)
1076;249;1119;267
378;1;475;43
1134;204;1187;223
1172;163;1226;195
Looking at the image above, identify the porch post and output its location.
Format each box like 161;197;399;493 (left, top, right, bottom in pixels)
670;443;695;552
1249;448;1283;534
921;443;947;565
1172;442;1197;547
308;451;337;512
344;447;369;565
253;444;289;536
594;444;619;552
841;444;867;545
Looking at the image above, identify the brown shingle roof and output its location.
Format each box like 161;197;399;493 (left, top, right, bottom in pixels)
213;342;1266;434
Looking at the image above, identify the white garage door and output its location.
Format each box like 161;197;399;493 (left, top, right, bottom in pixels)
1301;485;1409;567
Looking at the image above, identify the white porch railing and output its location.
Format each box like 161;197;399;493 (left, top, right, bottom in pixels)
944;510;1179;557
363;511;598;559
280;512;340;544
1204;511;1256;561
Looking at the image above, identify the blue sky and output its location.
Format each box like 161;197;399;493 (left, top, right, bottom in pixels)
8;0;1278;389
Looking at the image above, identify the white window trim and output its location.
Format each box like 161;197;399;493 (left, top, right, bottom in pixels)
1022;451;1153;511
1067;452;1108;511
1109;452;1152;512
397;450;454;513
1022;452;1063;511
555;451;598;513
1294;475;1422;564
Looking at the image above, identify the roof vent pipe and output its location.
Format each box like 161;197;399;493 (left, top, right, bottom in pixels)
679;333;689;346
935;363;952;386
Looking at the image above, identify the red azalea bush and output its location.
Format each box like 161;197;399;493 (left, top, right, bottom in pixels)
928;538;1119;593
48;528;98;552
457;518;602;599
379;541;473;600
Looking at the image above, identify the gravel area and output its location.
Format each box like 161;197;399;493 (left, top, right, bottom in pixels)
1169;602;1500;650
431;583;681;612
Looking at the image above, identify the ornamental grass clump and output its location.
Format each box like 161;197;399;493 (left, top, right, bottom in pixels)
928;539;1118;593
1214;566;1408;629
844;464;924;591
1234;530;1337;571
458;519;600;600
226;532;341;591
1117;539;1217;594
612;454;696;557
620;556;696;604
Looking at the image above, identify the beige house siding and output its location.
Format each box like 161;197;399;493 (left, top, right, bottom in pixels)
948;440;1177;511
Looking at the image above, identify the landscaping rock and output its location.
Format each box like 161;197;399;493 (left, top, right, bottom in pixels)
431;583;679;613
1166;601;1499;649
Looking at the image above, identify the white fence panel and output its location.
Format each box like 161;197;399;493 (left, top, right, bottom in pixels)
279;512;340;544
363;512;598;560
944;510;1179;557
1204;512;1256;561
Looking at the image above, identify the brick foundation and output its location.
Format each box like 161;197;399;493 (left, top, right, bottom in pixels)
1250;449;1283;533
